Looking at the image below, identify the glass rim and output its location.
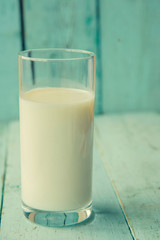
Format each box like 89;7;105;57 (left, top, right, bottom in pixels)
18;48;95;62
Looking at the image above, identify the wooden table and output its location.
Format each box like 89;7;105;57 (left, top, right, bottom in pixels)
0;113;160;240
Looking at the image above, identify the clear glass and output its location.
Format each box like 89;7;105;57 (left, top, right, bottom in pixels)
18;48;95;227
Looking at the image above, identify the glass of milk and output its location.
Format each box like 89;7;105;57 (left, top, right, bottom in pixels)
18;49;95;227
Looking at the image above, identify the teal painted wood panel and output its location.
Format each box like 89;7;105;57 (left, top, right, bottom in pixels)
0;121;132;240
0;0;21;120
0;123;8;228
23;0;102;114
95;113;160;240
1;0;160;121
100;0;160;113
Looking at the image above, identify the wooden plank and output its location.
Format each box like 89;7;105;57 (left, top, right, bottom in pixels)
100;0;160;112
0;0;21;120
0;123;8;232
23;0;102;114
0;121;132;240
95;113;160;240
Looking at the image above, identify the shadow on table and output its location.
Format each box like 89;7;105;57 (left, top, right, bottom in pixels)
74;203;126;229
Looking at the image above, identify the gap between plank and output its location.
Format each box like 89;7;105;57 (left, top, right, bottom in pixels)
95;0;103;114
110;179;136;240
95;136;136;240
19;0;26;50
0;149;8;227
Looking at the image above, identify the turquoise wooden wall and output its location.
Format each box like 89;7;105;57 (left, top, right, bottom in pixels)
0;0;21;121
0;0;160;120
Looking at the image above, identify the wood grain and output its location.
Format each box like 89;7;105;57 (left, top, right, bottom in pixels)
95;113;160;240
23;0;102;114
0;0;21;120
0;121;132;240
100;0;160;113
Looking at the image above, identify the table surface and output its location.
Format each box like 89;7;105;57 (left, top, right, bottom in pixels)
0;113;160;240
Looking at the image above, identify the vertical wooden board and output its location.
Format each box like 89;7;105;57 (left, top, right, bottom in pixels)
23;0;102;113
0;123;8;230
0;0;21;120
1;121;132;240
100;0;160;112
95;113;160;240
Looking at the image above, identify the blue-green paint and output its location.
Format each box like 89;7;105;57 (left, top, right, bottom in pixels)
95;113;160;240
0;0;160;120
100;0;160;113
0;0;21;121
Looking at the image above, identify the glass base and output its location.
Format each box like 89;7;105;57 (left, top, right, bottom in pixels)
22;201;92;227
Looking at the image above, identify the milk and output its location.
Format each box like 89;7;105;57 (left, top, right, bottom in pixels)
19;88;94;211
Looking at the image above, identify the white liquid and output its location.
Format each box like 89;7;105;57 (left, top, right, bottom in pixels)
20;88;94;211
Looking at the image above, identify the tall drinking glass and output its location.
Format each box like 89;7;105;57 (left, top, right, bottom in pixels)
18;49;95;227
